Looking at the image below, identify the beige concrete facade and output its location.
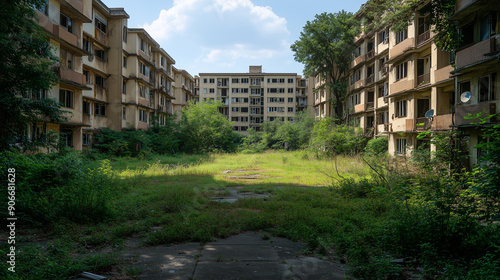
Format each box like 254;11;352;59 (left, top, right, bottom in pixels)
451;0;500;166
34;0;188;151
199;66;301;135
172;67;195;118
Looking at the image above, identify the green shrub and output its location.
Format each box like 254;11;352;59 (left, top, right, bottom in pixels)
364;137;388;155
0;150;117;225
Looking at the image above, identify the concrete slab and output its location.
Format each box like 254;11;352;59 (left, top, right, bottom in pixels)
200;244;279;262
206;232;267;245
193;261;287;280
285;257;346;280
122;243;202;280
271;237;306;259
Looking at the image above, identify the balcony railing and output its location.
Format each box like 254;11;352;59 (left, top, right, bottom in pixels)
415;117;429;131
365;49;375;60
365;102;374;111
365;75;374;85
380;65;388;76
417;73;430;87
417;30;431;46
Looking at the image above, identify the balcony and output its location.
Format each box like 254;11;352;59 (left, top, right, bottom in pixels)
455;37;497;69
434;65;453;84
53;25;78;48
390;37;415;59
389;78;414;96
417;30;431;46
354;103;364;113
365;102;374;111
380;65;389;76
416;73;430;87
431;114;452;130
415;117;430;131
455;102;496;126
94;27;108;46
60;67;85;86
353;54;366;67
365;75;374;85
365;49;375;61
94;85;106;100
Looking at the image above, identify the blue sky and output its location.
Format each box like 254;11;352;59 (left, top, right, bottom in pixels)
103;0;367;76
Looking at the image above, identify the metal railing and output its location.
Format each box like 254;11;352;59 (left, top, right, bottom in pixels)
417;73;430;86
417;30;430;45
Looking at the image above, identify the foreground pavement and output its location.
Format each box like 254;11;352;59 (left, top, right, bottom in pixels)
122;231;347;280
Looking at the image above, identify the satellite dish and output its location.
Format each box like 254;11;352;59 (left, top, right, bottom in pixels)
425;109;434;119
461;91;471;103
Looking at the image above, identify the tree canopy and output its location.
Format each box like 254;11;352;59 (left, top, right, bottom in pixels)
291;11;360;123
0;0;63;151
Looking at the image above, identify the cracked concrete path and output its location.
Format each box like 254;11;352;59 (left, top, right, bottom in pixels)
123;232;347;280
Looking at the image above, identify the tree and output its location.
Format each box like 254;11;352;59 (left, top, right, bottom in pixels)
0;0;63;151
363;0;459;52
178;100;242;153
291;11;360;123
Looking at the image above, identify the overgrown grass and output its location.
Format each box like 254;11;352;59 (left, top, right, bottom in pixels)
3;150;498;279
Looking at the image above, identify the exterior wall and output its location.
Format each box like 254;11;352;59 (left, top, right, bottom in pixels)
199;67;299;135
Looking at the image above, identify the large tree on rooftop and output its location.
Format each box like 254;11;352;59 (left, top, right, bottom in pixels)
291;11;360;123
0;0;63;151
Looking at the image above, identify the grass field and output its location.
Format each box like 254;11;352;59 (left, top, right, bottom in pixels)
5;151;498;279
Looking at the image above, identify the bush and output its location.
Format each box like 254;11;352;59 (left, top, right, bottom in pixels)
364;137;388;156
0;150;117;225
311;118;368;156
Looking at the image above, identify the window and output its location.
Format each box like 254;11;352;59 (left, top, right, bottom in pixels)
231;98;240;103
232;88;239;93
60;13;73;33
60;49;73;70
36;1;48;15
240;88;248;93
95;103;106;116
378;83;388;97
139;109;148;122
123;26;127;42
379;29;388;43
396;62;408;81
240;126;248;131
122;107;126;120
241;78;249;83
140;38;146;52
123;56;127;68
396;27;407;44
209;88;215;93
288;107;294;112
95;75;106;88
83;101;90;114
288;88;294;93
396;138;407;155
459;81;471;101
479;73;496;102
241;107;248;113
232;107;239;112
95;49;106;61
232;78;239;83
241;117;248;122
160;57;166;68
82;133;90;146
83;38;91;53
203;78;208;83
140;63;149;77
59;89;73;108
84;70;91;84
396;99;407;117
140;86;147;98
460;23;474;47
288;78;294;83
242;98;248;103
61;129;73;147
231;117;239;121
355;69;361;81
288;98;294;103
95;17;107;33
267;107;284;112
209;78;215;83
122;80;127;94
378;111;389;124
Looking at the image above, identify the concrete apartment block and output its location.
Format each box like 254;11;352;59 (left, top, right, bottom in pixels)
199;66;305;135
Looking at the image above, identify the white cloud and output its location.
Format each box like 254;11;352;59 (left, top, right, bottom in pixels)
142;0;290;70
